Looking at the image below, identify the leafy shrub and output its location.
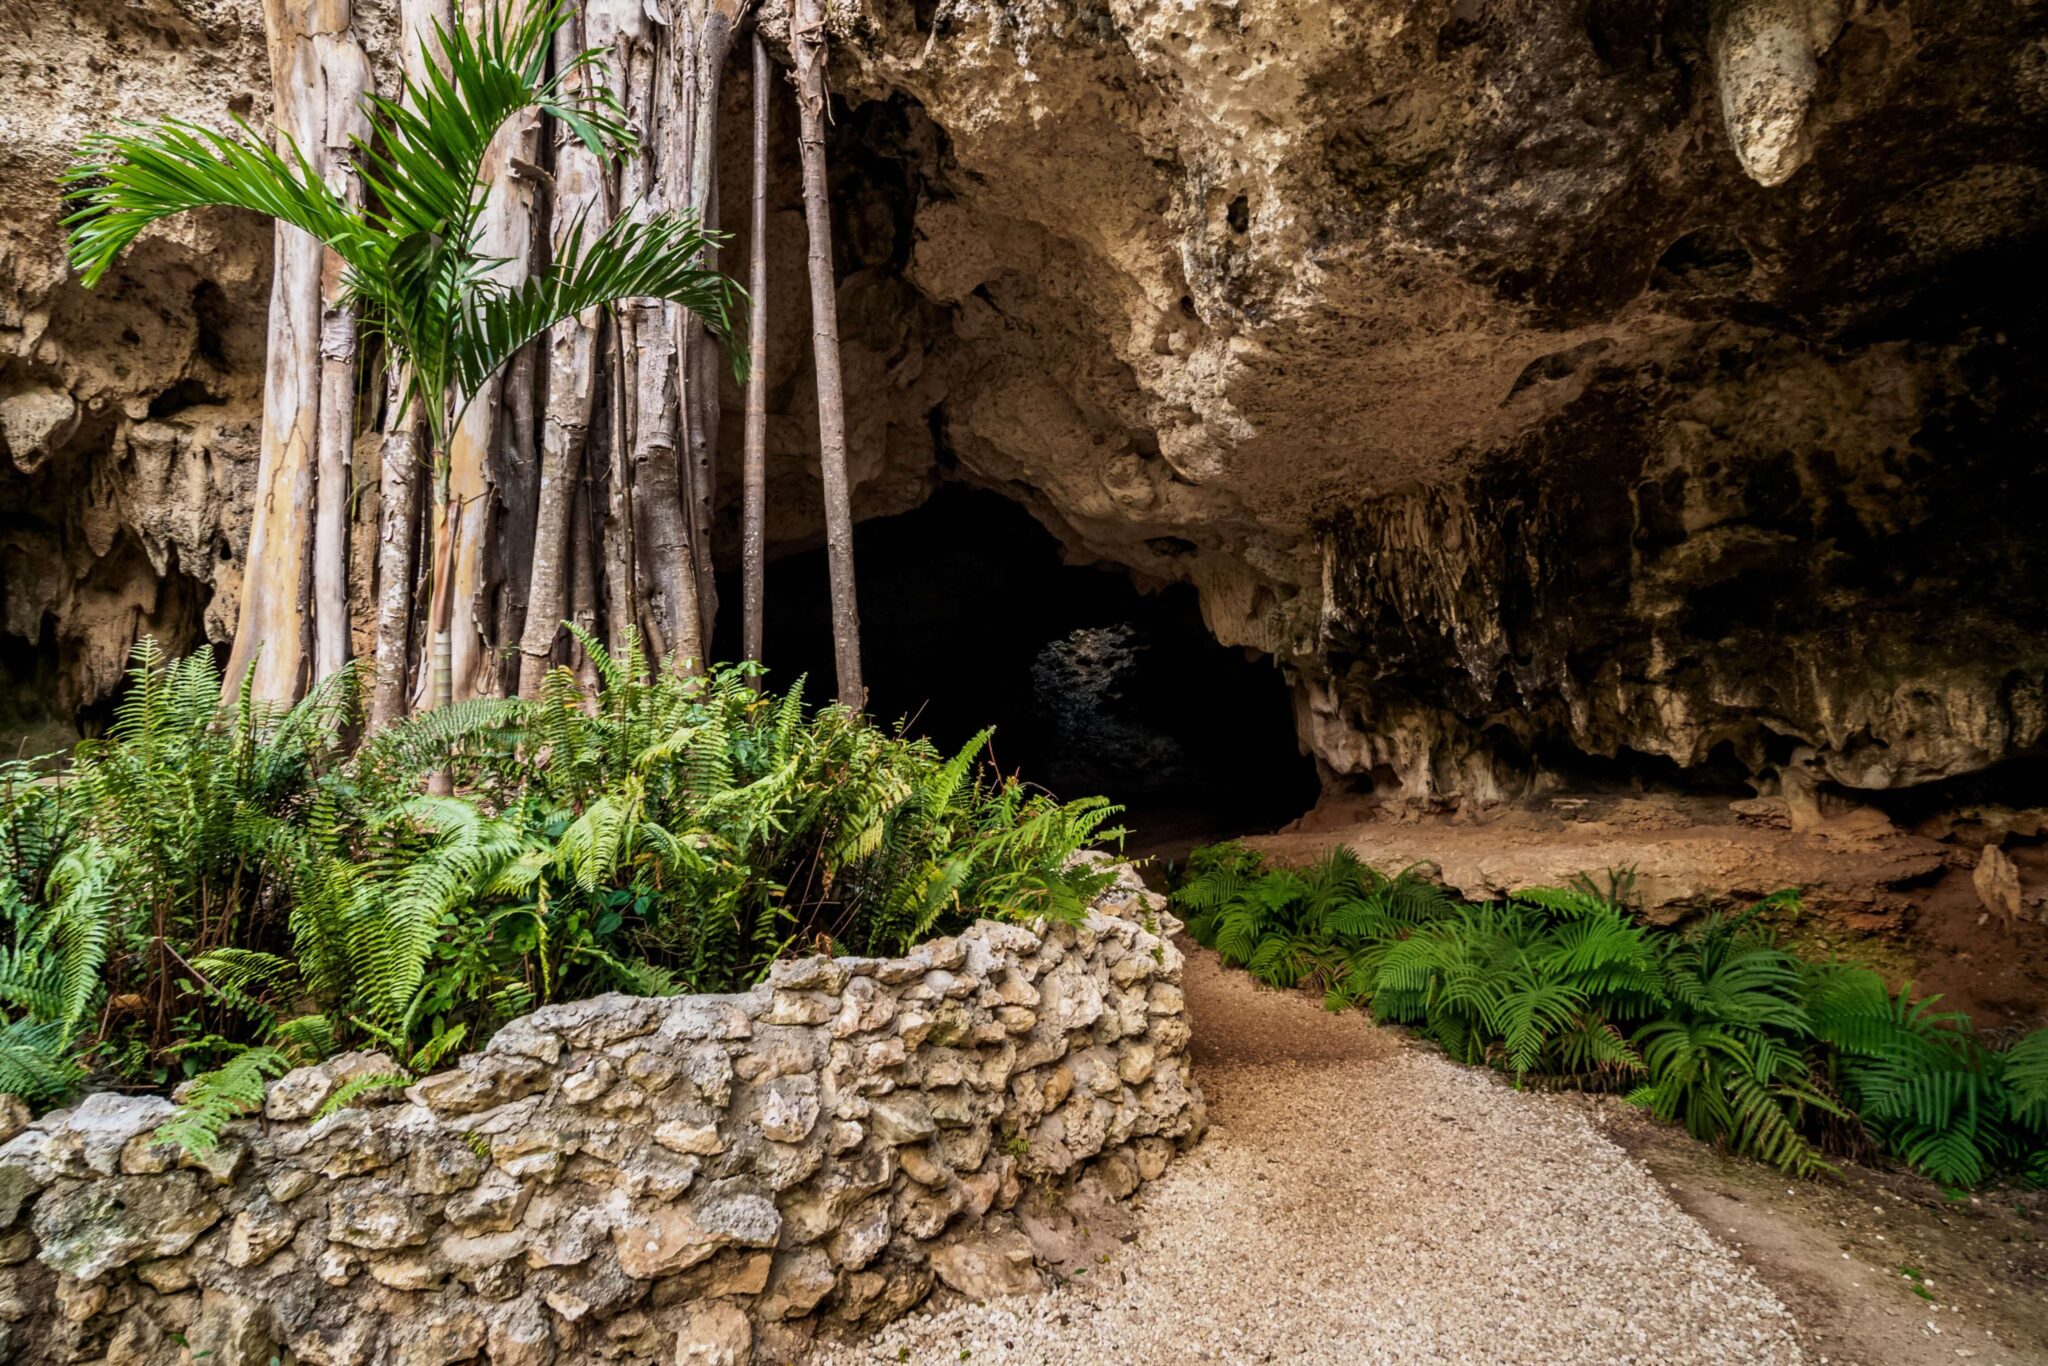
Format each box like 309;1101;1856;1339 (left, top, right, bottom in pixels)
1175;842;2048;1187
0;638;1123;1145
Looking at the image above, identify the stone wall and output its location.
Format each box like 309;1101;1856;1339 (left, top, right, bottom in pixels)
0;865;1201;1365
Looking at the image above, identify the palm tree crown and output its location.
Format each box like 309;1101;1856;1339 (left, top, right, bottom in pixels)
60;0;742;456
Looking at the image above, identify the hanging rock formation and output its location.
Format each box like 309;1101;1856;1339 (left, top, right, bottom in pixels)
5;0;2046;817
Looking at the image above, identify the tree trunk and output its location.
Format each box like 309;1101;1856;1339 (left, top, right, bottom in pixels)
518;7;614;698
369;371;423;730
312;32;372;684
365;0;453;728
426;446;455;795
791;0;864;707
679;0;744;650
740;32;770;669
607;5;705;670
627;298;703;666
568;448;602;693
228;0;342;701
448;0;543;701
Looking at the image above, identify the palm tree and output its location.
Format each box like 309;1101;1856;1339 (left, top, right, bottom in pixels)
61;0;743;735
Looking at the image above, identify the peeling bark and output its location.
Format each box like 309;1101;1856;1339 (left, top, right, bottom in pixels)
517;7;615;698
312;29;371;683
366;0;454;728
370;371;423;730
226;0;338;701
792;0;864;706
627;297;701;665
740;32;770;669
679;0;745;646
568;453;601;692
611;5;705;669
447;0;545;701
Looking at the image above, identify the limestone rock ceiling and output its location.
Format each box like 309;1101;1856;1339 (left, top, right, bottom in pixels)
4;0;2045;801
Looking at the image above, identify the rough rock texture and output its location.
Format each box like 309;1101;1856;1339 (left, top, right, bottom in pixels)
764;0;2048;810
8;1;2048;808
1259;791;1953;924
0;1;275;735
0;870;1201;1365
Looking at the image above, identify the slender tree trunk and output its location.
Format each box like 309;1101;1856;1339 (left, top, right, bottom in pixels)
228;0;335;701
741;32;770;669
679;0;744;649
369;371;423;730
365;0;454;728
491;333;542;696
568;451;601;693
427;446;455;795
518;8;613;698
448;0;543;701
607;5;705;669
606;310;639;659
627;298;702;665
792;0;864;706
312;34;372;684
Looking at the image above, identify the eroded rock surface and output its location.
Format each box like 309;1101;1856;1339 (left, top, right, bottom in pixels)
6;1;2046;814
0;873;1202;1364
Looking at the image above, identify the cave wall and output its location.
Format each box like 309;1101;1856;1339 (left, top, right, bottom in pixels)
7;0;2047;812
775;0;2048;805
0;2;277;735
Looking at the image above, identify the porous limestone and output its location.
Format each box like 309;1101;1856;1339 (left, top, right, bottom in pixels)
0;866;1200;1365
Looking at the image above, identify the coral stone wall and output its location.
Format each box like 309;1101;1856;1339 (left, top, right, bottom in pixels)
0;865;1201;1365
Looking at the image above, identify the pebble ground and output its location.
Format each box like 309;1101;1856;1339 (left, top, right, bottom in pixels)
810;945;1805;1365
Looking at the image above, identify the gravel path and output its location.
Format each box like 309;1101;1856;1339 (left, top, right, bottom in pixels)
812;944;1805;1365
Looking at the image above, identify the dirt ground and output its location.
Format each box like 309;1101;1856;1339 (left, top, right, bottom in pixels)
1202;945;2048;1366
1164;809;2048;1364
817;944;1811;1364
1585;1094;2048;1366
1240;795;2048;1035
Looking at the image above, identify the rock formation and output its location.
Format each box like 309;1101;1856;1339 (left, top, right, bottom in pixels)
0;867;1202;1363
5;2;2045;808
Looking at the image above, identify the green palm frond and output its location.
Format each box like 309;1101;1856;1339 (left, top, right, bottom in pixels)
62;118;367;287
455;209;744;398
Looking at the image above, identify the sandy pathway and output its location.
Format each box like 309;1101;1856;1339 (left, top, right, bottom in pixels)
811;946;1805;1365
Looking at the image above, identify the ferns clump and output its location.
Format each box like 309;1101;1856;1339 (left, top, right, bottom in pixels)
1;637;1123;1148
1175;844;2048;1188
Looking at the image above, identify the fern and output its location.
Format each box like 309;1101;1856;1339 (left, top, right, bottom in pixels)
156;1046;291;1156
0;636;1129;1122
1176;843;2048;1187
317;1071;415;1120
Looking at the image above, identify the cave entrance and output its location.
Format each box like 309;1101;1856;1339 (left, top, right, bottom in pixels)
712;484;1319;858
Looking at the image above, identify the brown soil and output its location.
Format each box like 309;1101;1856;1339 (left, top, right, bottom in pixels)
1248;796;2048;1033
1585;1096;2048;1366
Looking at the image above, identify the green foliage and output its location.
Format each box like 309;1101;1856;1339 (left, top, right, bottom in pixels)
62;0;740;458
1176;845;2048;1187
1;639;1122;1151
0;640;357;1096
155;1046;291;1156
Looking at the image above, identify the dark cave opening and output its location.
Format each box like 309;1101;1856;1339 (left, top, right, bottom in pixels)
711;485;1320;858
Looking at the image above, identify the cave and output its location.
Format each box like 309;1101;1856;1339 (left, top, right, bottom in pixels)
711;484;1319;859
